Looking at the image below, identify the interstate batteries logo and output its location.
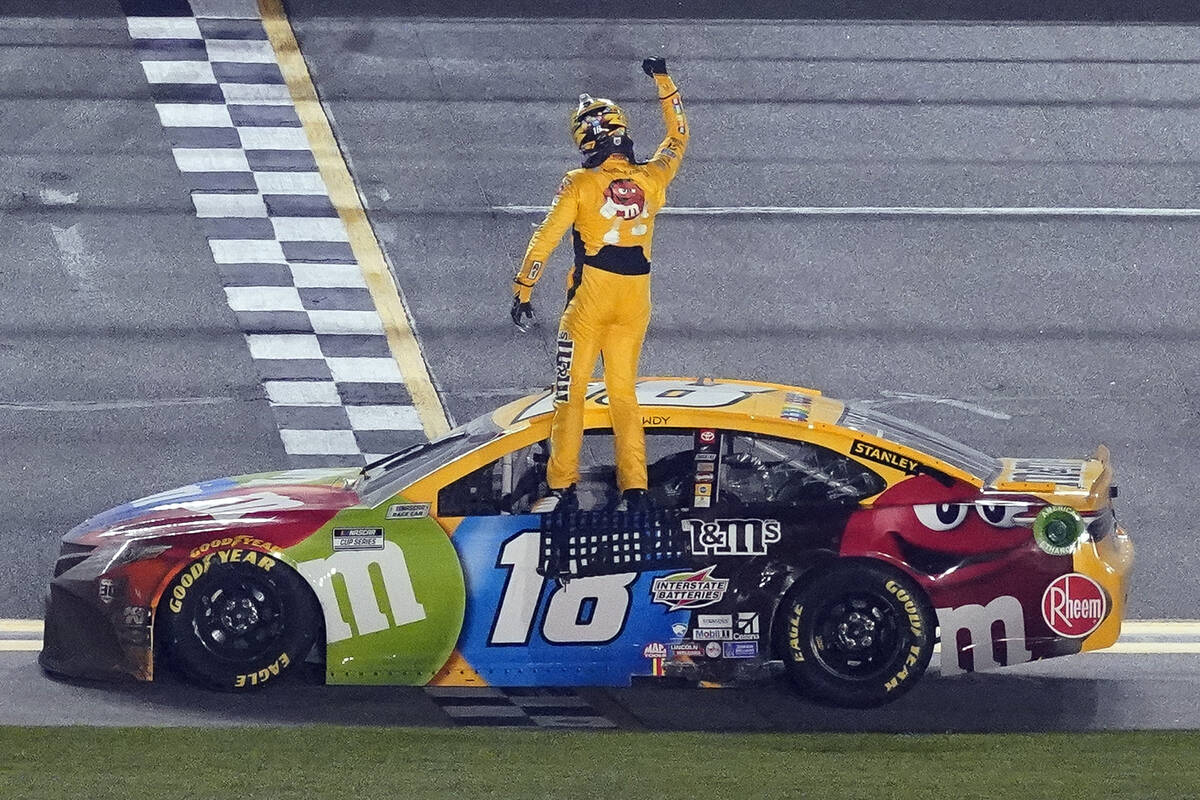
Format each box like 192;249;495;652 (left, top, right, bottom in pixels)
651;565;729;611
1041;573;1107;638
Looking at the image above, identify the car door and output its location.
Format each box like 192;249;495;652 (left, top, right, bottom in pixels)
433;428;699;686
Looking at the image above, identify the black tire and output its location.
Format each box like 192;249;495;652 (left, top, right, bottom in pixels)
159;553;320;691
775;560;935;708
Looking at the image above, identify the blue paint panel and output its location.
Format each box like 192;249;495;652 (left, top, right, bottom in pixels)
453;516;688;687
70;477;240;534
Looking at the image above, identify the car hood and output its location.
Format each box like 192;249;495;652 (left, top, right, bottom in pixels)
64;467;362;547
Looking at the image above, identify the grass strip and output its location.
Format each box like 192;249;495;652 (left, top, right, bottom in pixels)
1;727;1198;799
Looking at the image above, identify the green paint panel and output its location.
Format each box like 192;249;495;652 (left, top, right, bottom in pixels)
284;496;466;685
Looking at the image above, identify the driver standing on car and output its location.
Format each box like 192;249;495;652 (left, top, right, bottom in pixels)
509;57;688;513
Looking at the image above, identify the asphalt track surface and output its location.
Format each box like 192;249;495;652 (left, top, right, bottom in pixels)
0;1;1198;729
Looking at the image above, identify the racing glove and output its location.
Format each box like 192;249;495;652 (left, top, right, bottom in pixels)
642;57;668;77
510;294;535;332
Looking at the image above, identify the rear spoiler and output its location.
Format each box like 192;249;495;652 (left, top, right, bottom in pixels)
988;445;1115;508
1088;444;1116;505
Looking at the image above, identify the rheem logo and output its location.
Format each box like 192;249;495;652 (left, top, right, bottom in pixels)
1041;573;1106;638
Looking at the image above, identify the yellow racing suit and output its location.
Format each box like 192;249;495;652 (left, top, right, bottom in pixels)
513;73;688;491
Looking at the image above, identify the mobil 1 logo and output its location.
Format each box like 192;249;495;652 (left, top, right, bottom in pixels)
684;518;781;557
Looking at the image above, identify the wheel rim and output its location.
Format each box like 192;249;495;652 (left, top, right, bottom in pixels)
809;590;903;681
192;574;285;663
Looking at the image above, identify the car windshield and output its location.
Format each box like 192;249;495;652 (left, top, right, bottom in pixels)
837;403;1001;481
356;413;503;505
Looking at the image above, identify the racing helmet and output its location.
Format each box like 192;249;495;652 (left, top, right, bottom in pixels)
570;94;634;167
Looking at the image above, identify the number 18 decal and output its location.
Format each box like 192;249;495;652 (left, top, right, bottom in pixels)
488;531;635;646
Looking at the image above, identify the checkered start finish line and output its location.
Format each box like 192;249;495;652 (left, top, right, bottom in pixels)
124;0;426;467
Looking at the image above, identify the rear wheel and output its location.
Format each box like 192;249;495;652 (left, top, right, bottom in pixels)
159;554;319;691
776;561;934;707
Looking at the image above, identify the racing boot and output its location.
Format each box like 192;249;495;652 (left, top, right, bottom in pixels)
616;488;651;512
531;484;578;513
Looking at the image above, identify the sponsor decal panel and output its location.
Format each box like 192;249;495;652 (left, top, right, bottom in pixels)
650;566;729;611
704;641;723;658
190;535;280;560
670;641;704;658
697;614;732;629
1010;459;1086;487
735;611;760;640
722;641;758;659
780;393;812;422
1041;573;1106;638
386;503;430;520
850;440;921;475
693;628;732;641
332;527;386;552
122;606;149;626
98;578;115;605
670;622;689;640
685;518;781;557
554;334;574;403
642;642;667;659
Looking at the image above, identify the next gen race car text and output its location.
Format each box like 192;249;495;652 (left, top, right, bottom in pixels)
41;377;1133;707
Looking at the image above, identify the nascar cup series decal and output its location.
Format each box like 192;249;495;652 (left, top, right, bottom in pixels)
1041;573;1107;638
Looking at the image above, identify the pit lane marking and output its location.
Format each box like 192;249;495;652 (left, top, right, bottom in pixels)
495;205;1200;218
259;0;451;439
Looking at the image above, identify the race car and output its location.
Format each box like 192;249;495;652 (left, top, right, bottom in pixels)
40;377;1133;707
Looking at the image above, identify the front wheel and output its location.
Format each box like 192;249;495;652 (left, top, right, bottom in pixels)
159;554;320;691
776;561;935;707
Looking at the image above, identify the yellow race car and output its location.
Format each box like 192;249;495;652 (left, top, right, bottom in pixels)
42;377;1132;708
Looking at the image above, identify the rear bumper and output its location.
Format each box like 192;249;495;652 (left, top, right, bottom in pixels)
1075;523;1135;652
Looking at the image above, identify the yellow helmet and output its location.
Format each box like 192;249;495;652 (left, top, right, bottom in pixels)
570;94;633;167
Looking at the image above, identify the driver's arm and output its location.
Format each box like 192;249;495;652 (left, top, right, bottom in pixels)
646;68;688;185
512;174;579;303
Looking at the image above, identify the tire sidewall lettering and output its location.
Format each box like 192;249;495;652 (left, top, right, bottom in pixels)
165;549;279;616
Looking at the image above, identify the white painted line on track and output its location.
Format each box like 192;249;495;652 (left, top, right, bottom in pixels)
0;620;43;633
344;405;424;431
204;39;275;64
221;83;294;105
288;263;366;288
1122;621;1200;636
307;310;385;335
0;642;41;652
141;60;216;84
494;205;1200;218
126;16;202;39
253;171;328;195
509;695;592;708
529;715;617;728
1104;642;1200;654
443;705;528;718
424;686;506;698
237;126;311;150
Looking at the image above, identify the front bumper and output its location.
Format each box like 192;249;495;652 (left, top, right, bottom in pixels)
38;546;155;683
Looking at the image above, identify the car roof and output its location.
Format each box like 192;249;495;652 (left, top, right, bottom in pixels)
492;376;831;429
490;377;1000;485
